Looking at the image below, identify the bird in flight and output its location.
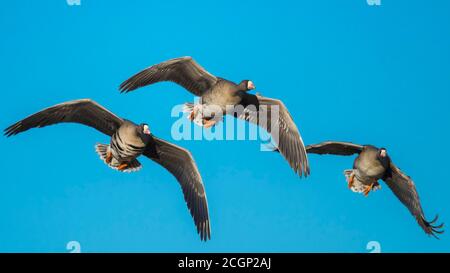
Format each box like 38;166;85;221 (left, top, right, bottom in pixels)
119;56;309;177
4;99;211;241
306;141;444;238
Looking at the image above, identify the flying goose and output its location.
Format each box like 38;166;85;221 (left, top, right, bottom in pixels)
4;99;211;241
119;56;309;177
306;141;444;238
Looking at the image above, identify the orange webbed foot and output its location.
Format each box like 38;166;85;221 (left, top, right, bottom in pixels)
117;163;129;171
106;151;112;164
363;183;374;197
347;173;355;189
203;119;217;128
189;110;195;121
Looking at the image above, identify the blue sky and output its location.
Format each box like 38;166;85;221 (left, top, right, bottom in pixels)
0;0;449;252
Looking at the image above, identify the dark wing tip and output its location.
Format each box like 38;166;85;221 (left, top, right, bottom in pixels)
119;80;134;93
422;215;444;239
4;122;22;137
119;71;147;93
293;161;310;178
119;56;192;93
195;202;211;242
199;220;212;242
303;165;311;177
297;148;310;178
194;212;211;242
179;167;211;242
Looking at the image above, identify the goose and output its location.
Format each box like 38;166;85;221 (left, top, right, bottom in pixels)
306;141;444;238
4;99;211;241
119;56;309;177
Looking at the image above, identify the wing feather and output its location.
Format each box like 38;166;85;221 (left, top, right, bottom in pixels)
4;99;123;137
237;94;309;177
119;56;217;96
144;137;211;241
305;141;364;156
383;162;444;238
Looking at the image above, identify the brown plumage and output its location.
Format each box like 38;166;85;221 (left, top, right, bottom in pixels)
4;99;211;241
119;56;309;177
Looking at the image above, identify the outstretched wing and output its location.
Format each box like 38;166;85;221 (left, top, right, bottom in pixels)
119;56;218;96
383;162;444;238
4;99;124;137
144;137;211;241
306;141;364;156
237;94;309;177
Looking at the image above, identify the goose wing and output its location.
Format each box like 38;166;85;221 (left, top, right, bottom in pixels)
237;94;309;177
4;99;123;137
144;137;211;241
120;56;218;96
306;141;364;156
383;162;444;238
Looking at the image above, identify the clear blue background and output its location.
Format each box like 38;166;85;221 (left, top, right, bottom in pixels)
0;0;449;252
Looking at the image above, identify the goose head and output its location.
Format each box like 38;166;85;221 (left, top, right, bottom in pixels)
137;123;152;142
377;147;390;168
238;80;256;91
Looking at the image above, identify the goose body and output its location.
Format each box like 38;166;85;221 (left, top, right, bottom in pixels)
354;145;388;181
202;78;250;111
105;120;149;170
345;145;388;192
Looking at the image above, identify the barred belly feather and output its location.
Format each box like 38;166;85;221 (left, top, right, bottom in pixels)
111;129;146;162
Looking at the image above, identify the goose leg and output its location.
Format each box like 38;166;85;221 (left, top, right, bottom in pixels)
203;119;217;128
363;183;374;197
117;163;129;171
105;151;112;164
189;109;196;121
346;173;355;189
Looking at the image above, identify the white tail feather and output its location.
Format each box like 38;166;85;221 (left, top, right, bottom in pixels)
344;169;369;194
